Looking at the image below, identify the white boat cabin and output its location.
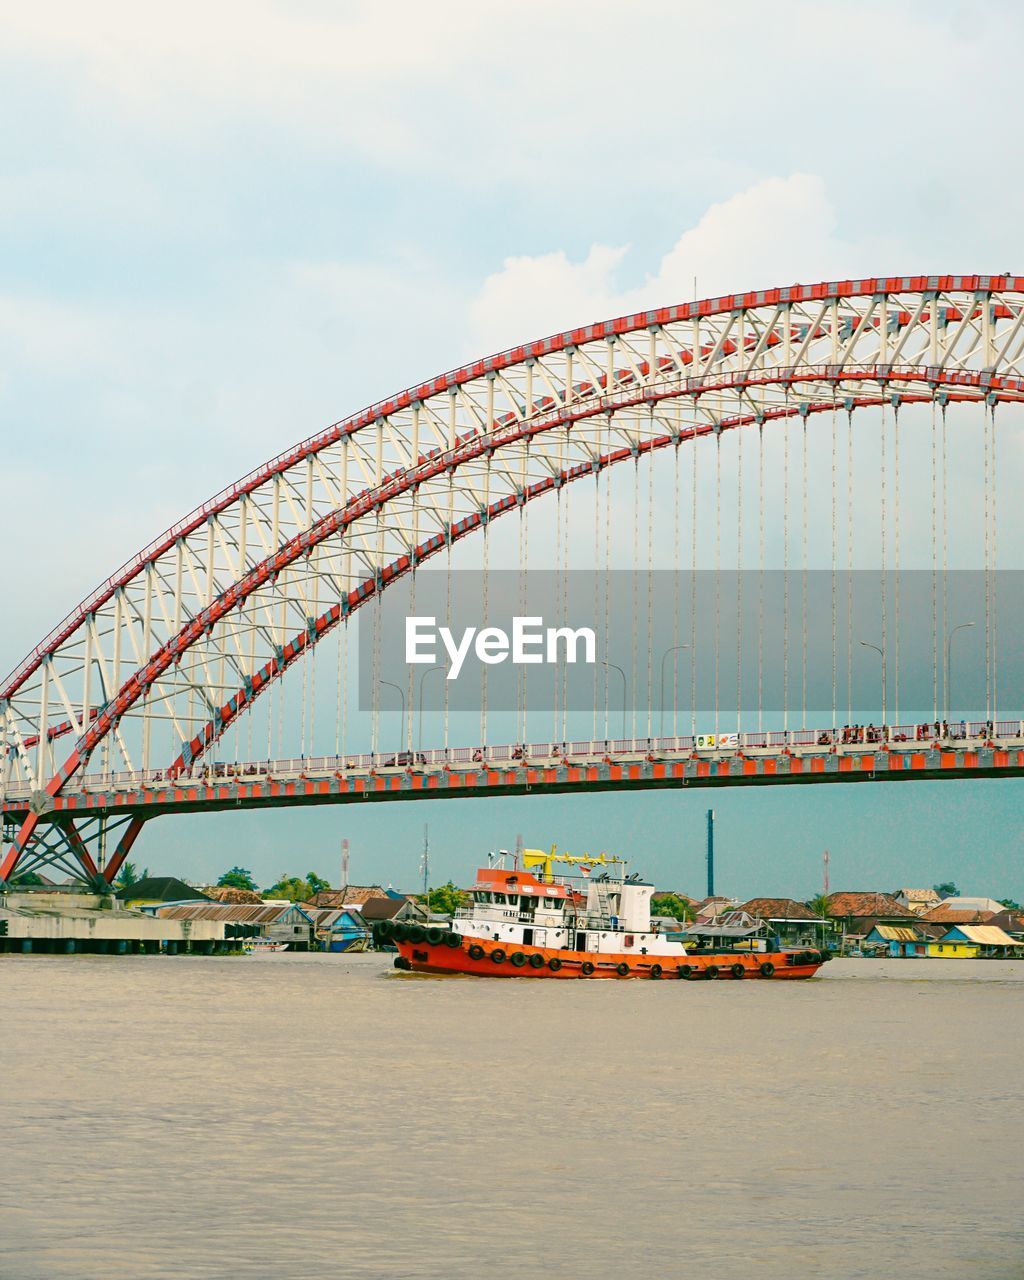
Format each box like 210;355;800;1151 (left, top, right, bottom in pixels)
453;858;686;958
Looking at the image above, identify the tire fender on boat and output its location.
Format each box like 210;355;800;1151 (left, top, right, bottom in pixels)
731;962;746;979
468;944;485;960
759;961;776;977
616;962;631;977
490;948;507;964
704;965;720;980
548;957;563;972
528;953;545;969
649;964;663;979
510;951;527;967
580;961;596;976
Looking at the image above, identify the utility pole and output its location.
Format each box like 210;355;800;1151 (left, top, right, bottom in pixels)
340;837;349;892
421;824;430;899
823;848;830;897
706;808;715;898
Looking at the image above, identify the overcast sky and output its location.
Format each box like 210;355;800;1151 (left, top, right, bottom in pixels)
3;0;1023;895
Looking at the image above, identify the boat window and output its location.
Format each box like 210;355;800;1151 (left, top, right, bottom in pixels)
521;896;536;910
506;895;518;906
493;893;506;904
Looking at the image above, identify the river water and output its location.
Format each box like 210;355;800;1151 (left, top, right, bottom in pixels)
2;954;1022;1280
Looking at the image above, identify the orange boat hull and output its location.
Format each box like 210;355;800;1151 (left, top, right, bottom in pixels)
393;934;825;979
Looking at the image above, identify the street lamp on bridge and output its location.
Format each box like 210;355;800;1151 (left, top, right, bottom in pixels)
945;621;975;726
858;640;886;727
659;644;690;736
417;665;446;752
378;680;406;753
601;660;628;740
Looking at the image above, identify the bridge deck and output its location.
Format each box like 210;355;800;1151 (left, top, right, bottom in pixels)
5;734;1023;825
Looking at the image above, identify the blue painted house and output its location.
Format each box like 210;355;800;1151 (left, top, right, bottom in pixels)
863;923;929;957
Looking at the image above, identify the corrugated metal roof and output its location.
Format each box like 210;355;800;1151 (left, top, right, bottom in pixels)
156;903;292;923
871;926;922;942
946;925;1021;946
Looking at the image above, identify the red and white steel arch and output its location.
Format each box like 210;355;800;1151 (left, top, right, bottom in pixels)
2;275;1023;884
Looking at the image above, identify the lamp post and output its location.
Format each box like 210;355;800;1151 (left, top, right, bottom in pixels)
945;621;975;726
858;640;886;727
601;660;628;740
417;665;445;752
378;680;406;753
659;644;690;737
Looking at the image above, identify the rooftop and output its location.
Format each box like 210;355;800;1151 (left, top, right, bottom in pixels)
736;897;818;921
826;891;916;919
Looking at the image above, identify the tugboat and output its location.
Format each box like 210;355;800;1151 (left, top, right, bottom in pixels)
377;847;828;980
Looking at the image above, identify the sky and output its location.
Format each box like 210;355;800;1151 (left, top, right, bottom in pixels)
2;0;1023;897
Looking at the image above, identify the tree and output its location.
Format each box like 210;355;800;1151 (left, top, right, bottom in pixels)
115;861;150;892
807;894;834;918
306;871;331;896
265;875;311;902
217;866;258;891
651;893;695;922
419;881;467;917
10;870;44;887
933;881;960;899
999;897;1021;911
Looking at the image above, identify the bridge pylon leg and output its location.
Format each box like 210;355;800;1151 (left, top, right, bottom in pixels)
0;813;148;891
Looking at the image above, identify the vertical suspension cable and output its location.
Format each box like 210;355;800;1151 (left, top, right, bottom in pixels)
593;457;601;742
783;411;789;733
553;485;563;743
801;415;808;729
480;478;489;751
846;408;853;726
758;420;764;734
831;399;837;731
690;430;697;738
714;429;721;736
631;453;639;741
646;419;655;741
880;394;888;728
445;476;453;753
984;399;991;723
991;403;998;725
561;461;571;744
673;428;681;738
893;404;900;727
736;409;743;735
604;422;612;741
931;397;938;724
941;404;948;724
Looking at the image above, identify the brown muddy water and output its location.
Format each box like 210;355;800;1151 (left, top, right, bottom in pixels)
2;954;1022;1280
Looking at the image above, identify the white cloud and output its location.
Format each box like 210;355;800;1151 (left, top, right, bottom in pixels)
469;174;901;355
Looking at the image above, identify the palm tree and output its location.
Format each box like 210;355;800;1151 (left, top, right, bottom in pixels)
115;860;149;893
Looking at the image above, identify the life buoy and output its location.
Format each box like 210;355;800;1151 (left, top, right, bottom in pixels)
704;964;720;980
649;964;663;979
731;962;746;979
510;951;527;967
616;962;630;977
528;952;545;969
468;944;485;960
444;932;462;948
490;948;507;964
548;957;563;972
581;961;596;976
759;961;775;977
426;926;444;945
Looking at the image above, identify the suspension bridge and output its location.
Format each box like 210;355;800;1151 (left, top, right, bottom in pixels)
2;274;1022;888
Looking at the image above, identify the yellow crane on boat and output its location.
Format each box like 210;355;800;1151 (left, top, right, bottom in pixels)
522;844;624;884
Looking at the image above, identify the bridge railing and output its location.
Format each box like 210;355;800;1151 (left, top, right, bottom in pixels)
4;719;1024;803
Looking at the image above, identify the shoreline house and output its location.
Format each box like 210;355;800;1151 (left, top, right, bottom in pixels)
826;892;917;946
153;901;316;949
894;888;942;916
931;924;1024;959
735;898;832;948
863;922;943;957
